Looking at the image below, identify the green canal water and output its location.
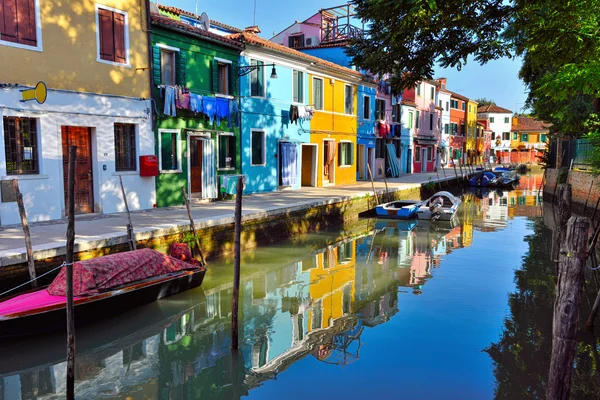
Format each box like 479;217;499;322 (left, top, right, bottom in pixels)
1;174;599;399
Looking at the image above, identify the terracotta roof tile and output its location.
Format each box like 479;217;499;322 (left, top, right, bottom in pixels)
151;15;244;49
447;90;469;101
296;40;349;50
512;116;551;132
226;32;364;78
477;104;513;114
157;4;242;33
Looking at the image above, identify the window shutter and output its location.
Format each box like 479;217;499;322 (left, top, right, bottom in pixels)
229;62;237;95
16;0;36;46
212;59;219;92
338;143;343;166
288;36;294;47
113;11;126;63
1;0;18;42
298;34;305;47
98;9;115;61
176;51;186;86
292;70;299;103
152;45;161;84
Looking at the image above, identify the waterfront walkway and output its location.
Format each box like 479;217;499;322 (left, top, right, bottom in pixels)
0;170;460;266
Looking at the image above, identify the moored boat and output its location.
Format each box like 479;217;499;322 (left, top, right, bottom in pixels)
0;247;205;339
375;200;422;219
416;191;461;221
469;171;499;187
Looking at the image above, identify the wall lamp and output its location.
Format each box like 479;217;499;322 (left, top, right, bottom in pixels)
237;63;278;79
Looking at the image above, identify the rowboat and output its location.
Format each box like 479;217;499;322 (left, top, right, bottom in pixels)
416;191;461;221
0;247;205;339
375;200;422;219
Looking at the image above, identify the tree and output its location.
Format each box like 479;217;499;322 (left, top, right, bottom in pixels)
475;97;496;106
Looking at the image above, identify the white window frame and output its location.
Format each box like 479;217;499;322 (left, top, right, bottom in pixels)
339;140;353;168
156;44;180;86
249;59;267;98
95;4;131;67
292;69;304;104
312;77;324;110
0;0;43;52
158;129;182;173
217;132;236;171
250;129;266;166
344;84;354;115
363;95;370;120
215;57;233;96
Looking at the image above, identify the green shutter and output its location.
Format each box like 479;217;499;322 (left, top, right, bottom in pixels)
338;143;344;166
152;45;161;85
176;51;187;86
229;62;237;95
212;59;219;92
293;71;299;103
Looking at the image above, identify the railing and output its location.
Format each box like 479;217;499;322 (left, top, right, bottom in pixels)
321;24;363;44
560;138;593;169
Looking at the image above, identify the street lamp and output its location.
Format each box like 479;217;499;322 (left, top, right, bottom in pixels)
237;63;278;78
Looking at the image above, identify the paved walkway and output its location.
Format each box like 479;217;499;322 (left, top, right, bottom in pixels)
0;170;461;266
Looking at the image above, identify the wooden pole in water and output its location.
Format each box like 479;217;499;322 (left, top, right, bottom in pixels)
547;216;590;400
591;198;600;229
552;184;572;275
459;163;465;181
379;165;390;203
12;179;37;288
583;179;594;216
452;163;461;188
441;166;449;188
435;168;442;190
119;176;136;251
367;163;380;205
231;176;243;350
66;146;77;400
181;186;207;266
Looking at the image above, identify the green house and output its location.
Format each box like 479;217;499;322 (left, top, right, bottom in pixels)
150;13;243;207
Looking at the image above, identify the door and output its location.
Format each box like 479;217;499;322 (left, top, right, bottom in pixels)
407;149;412;173
62;126;93;214
357;144;366;179
421;147;427;172
279;142;298;187
323;140;335;184
190;138;203;194
201;138;217;199
301;145;314;187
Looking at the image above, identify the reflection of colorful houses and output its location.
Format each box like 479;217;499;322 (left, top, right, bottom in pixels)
466;100;478;163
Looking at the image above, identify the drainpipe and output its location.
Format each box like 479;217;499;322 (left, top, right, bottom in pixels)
145;0;155;131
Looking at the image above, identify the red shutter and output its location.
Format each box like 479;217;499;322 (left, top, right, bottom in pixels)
98;8;114;61
113;11;126;64
1;0;18;43
16;0;36;46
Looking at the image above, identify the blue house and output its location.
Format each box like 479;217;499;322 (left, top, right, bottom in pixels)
357;85;377;180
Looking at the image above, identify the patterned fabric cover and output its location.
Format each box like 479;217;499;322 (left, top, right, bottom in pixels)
47;248;201;297
168;243;200;266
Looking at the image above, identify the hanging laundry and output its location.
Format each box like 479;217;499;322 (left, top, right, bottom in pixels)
215;97;229;125
203;97;217;124
297;105;307;121
228;99;239;128
190;94;203;113
163;86;176;116
289;105;300;125
304;106;314;121
394;125;401;137
176;92;190;110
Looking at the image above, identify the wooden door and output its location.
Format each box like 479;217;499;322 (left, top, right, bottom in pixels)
421;147;427;172
190;138;202;194
62;126;94;214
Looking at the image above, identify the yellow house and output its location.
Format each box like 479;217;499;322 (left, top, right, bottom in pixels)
0;0;155;226
307;70;361;187
510;116;550;163
466;100;478;163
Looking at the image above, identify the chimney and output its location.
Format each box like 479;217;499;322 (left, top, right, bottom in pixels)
244;26;261;34
436;77;447;91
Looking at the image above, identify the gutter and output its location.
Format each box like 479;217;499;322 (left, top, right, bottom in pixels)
145;0;155;131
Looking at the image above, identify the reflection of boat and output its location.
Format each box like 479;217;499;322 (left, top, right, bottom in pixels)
375;200;422;219
416;191;461;221
375;219;418;232
468;186;490;199
0;248;206;339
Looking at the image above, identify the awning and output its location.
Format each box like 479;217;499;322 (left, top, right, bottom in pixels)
414;136;438;145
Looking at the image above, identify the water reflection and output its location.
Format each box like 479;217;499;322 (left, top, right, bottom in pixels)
0;174;555;400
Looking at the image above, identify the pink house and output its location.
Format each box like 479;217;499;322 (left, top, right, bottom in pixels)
408;81;441;173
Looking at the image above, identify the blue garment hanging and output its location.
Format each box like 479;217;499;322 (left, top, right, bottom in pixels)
280;143;298;187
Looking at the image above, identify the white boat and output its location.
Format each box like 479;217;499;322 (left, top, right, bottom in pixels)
416;191;461;221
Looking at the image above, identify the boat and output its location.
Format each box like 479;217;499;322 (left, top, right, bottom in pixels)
469;171;499;187
416;191;461;221
0;246;206;339
375;200;422;219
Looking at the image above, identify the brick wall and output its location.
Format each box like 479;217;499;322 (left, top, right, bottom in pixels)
544;168;600;215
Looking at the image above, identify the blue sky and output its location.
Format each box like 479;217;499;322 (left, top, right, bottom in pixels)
162;0;529;112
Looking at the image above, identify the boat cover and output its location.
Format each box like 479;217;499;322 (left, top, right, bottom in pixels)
47;248;200;297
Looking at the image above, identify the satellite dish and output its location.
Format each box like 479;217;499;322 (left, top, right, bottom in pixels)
200;12;210;31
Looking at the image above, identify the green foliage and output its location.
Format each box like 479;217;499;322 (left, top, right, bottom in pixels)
475;97;496;106
584;114;600;173
423;178;436;191
180;232;198;249
557;167;569;184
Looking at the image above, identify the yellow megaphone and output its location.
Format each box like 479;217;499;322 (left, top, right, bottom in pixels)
21;81;47;104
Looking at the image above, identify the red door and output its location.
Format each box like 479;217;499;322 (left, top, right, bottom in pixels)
62;126;94;214
190;138;203;194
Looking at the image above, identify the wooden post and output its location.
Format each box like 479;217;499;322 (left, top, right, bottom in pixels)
552;184;572;275
231;176;243;350
586;252;600;330
11;179;37;288
66;146;77;400
452;163;461;188
442;166;449;187
379;165;390;203
547;216;590;400
459;163;465;180
367;163;380;205
119;176;136;251
591;198;600;229
181;186;207;266
435;168;442;190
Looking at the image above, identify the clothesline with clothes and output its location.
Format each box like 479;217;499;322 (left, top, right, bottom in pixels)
289;104;315;124
377;122;402;139
158;85;239;128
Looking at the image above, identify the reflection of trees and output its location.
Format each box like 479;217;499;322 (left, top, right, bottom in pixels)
485;218;600;399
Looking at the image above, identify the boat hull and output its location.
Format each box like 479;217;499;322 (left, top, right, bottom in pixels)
0;269;205;339
375;201;421;219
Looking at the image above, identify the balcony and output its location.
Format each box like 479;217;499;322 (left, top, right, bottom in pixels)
320;4;364;44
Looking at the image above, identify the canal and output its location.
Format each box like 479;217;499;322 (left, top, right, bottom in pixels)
1;173;599;399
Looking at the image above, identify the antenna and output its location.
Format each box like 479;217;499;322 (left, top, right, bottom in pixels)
253;0;257;26
195;0;198;16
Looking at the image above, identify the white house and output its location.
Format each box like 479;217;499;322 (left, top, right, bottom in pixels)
477;104;513;162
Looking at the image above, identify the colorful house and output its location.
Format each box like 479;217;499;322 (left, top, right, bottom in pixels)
510;116;550;163
150;12;244;206
466;100;478;163
373;80;402;178
477;104;513;164
447;90;469;165
406;81;440;173
436;79;452;167
357;84;377;180
0;0;154;226
400;99;417;173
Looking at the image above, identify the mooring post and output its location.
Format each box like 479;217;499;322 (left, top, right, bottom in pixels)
181;186;207;266
435;168;442;190
66;146;77;400
119;176;136;251
452;163;461;188
459;163;465;180
367;163;380;205
441;166;449;187
552;184;572;275
231;176;243;350
547;216;590;400
586;252;600;330
11;179;37;288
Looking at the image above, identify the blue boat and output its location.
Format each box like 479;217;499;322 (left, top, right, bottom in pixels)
375;200;422;219
469;171;498;187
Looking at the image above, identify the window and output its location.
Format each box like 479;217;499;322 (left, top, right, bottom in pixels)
97;6;128;65
461;102;466;110
250;59;265;97
408;112;413;129
218;134;236;169
288;34;305;48
427;146;433;161
0;0;39;49
444;124;449;134
450;99;458;109
416;111;420;129
363;95;370;119
392;104;401;123
460;123;465;136
158;130;180;172
446;101;449;111
513;132;518;140
161;49;176;86
521;133;529;142
416;84;421;96
338;142;352;166
438;100;442;108
292;70;304;103
504;117;510;124
430;87;434;100
251;130;265;165
429;114;433;130
502;132;510;140
344;85;354;115
114;123;136;171
376;99;385;120
313;77;324;110
415;146;421;162
3;117;38;174
490;117;495;123
218;62;230;95
375;138;385;159
541;133;548;142
469;104;472;112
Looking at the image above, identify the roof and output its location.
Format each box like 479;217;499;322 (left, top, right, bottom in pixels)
296;41;350;50
157;4;242;33
151;15;244;49
226;32;364;78
447;90;469;101
477;104;513;114
401;100;417;107
512;116;551;132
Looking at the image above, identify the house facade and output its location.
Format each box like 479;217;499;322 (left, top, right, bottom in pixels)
477;104;513;164
357;84;377;181
510;116;549;164
436;82;452;167
400;100;417;174
408;81;440;173
150;13;243;207
0;0;154;226
448;91;469;165
466;100;478;163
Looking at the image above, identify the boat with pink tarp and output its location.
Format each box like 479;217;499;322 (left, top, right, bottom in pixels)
0;246;205;339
